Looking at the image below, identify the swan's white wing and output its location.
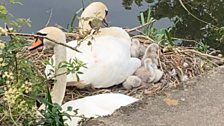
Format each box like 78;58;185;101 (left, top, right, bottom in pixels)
62;93;138;126
45;36;141;88
76;36;140;88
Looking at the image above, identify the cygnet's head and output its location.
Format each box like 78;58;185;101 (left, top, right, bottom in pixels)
144;58;163;83
143;58;154;70
144;43;159;56
28;27;65;50
79;2;108;32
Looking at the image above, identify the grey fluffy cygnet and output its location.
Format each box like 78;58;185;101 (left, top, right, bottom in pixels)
142;43;160;66
136;43;163;83
130;39;146;58
134;58;156;83
122;75;142;90
123;43;163;90
123;58;163;90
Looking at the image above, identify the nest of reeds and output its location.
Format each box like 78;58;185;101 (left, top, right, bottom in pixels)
22;33;224;101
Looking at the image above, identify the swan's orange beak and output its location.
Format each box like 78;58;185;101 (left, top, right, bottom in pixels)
28;38;43;51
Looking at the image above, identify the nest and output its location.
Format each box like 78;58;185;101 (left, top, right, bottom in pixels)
22;34;224;101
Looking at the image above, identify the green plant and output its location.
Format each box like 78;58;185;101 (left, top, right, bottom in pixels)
37;88;70;126
139;8;175;45
196;40;209;53
0;3;31;30
0;3;42;123
0;28;45;125
0;1;86;125
59;58;86;81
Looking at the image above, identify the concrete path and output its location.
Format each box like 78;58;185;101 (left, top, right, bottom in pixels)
85;66;224;126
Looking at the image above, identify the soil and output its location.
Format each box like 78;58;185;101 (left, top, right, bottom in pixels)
85;66;224;126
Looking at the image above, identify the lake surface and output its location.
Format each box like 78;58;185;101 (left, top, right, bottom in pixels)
2;0;224;52
3;0;148;32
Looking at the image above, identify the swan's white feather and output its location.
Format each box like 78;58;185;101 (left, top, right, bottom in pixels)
45;35;141;88
62;93;138;126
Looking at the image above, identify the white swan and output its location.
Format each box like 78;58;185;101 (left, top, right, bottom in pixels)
44;2;140;88
62;93;138;125
29;27;139;126
78;2;108;34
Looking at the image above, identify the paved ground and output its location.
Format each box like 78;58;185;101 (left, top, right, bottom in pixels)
85;66;224;126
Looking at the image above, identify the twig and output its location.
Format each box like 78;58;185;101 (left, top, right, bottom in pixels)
46;71;67;81
65;32;80;39
179;0;211;25
0;115;5;123
126;20;155;33
8;104;18;126
158;50;163;71
5;32;81;52
13;51;19;82
125;84;145;96
55;24;69;32
132;35;155;43
81;0;85;10
172;37;198;43
182;49;224;61
45;8;53;27
68;8;83;32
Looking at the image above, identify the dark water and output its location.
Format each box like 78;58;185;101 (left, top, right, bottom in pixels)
143;0;224;51
2;0;148;32
2;0;224;52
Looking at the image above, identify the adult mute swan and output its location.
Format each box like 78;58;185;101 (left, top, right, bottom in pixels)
42;27;140;88
78;2;108;34
43;2;141;88
29;27;138;126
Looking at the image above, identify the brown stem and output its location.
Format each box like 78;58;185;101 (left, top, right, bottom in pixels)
126;20;155;33
13;51;19;82
5;33;81;53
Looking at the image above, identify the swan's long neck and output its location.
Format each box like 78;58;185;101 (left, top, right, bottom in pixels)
51;39;67;105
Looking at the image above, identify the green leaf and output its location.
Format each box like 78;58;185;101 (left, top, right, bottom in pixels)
76;74;80;81
16;18;32;27
140;12;145;25
9;0;22;4
73;109;78;115
62;112;72;120
46;87;53;110
146;8;151;22
0;5;8;15
67;106;73;111
165;29;173;45
77;71;83;74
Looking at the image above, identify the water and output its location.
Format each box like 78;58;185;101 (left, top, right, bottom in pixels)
142;0;224;51
2;0;224;52
3;0;149;32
